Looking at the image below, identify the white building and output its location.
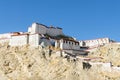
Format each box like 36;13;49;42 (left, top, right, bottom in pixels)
9;33;52;47
8;22;64;46
9;33;42;46
55;39;80;50
29;34;41;46
0;32;23;44
28;23;63;36
0;33;15;39
55;39;89;55
0;22;114;53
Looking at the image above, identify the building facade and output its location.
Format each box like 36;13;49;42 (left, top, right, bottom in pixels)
55;39;80;50
28;23;63;36
79;38;111;48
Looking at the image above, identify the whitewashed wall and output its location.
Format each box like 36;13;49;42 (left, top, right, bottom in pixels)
55;40;60;48
28;23;63;36
29;34;41;46
29;23;47;34
9;35;29;46
80;38;110;47
62;40;80;50
56;39;80;50
0;33;13;39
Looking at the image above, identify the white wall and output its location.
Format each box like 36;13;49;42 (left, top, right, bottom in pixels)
29;23;47;34
56;39;80;50
9;35;29;46
89;62;111;71
9;34;42;47
81;38;110;47
55;40;60;48
0;33;13;39
29;34;41;46
28;23;63;36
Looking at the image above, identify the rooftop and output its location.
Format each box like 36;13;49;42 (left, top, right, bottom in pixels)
34;22;62;30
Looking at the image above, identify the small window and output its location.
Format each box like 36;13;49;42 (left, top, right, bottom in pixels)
69;42;70;44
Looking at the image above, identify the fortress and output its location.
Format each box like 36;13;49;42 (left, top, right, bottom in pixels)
0;22;114;54
28;23;63;36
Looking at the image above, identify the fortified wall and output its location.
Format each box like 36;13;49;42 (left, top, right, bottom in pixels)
9;34;42;46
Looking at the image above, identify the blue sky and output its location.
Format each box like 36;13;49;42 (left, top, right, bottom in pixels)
0;0;120;41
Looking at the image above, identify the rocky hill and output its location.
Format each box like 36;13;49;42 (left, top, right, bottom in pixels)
0;43;120;80
88;43;120;66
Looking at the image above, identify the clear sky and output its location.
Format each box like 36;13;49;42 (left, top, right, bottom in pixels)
0;0;120;41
